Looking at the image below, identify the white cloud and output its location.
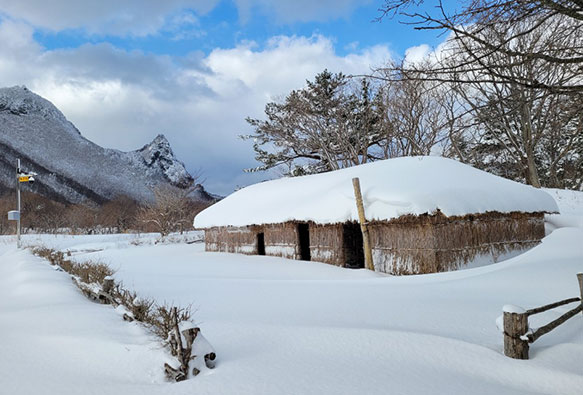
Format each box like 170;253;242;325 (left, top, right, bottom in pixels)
0;0;217;36
404;44;431;65
0;20;392;194
0;0;372;36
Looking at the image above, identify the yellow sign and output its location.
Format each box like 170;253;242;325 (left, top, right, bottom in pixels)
18;176;30;183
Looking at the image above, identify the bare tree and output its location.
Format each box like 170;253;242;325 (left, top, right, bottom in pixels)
375;63;457;158
20;192;68;233
65;203;98;234
436;16;583;187
98;195;139;233
371;8;583;188
377;0;583;93
139;185;194;236
0;193;14;235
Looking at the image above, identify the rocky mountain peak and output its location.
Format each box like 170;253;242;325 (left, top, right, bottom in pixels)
0;87;211;205
138;134;194;188
0;86;80;136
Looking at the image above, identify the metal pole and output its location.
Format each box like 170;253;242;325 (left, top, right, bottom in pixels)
16;158;21;248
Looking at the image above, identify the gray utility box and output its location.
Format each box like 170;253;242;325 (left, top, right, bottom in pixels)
7;210;20;221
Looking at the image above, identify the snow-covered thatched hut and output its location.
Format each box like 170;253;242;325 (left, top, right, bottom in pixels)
194;157;558;274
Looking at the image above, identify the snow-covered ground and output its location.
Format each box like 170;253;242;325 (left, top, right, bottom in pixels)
1;189;582;395
544;188;583;231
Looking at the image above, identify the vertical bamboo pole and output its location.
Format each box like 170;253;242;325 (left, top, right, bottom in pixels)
352;177;374;271
577;273;583;316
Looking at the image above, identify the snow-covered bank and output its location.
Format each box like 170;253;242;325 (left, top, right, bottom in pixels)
0;246;170;395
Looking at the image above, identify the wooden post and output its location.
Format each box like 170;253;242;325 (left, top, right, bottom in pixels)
352;178;374;271
578;273;583;316
204;352;216;369
102;277;114;294
182;327;200;377
98;277;115;305
172;307;188;375
503;311;529;359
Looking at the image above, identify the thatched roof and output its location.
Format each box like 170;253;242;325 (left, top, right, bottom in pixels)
194;157;558;228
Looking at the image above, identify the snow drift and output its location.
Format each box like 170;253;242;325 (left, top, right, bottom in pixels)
195;156;558;228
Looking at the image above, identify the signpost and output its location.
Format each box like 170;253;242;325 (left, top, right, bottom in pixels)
8;159;36;248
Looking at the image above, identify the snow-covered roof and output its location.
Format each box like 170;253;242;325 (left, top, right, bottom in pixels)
194;156;559;228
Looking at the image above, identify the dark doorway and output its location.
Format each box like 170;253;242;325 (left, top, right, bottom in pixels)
343;223;364;269
297;223;311;261
257;232;265;255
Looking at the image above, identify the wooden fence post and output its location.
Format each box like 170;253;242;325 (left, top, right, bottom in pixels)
503;310;529;359
102;277;114;294
352;177;374;272
578;273;583;316
98;277;115;305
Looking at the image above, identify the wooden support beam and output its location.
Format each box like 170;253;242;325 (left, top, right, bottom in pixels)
352;177;374;271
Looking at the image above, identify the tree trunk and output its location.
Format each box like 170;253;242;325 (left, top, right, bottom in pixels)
525;152;541;187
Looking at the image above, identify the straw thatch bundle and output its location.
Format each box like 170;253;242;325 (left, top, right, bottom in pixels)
203;211;545;275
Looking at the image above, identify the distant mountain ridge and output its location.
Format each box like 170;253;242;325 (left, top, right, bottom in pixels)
0;86;213;204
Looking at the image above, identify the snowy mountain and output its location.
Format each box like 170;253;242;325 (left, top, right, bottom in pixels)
0;86;209;204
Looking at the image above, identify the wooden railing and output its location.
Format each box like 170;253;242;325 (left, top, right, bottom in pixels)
503;273;583;359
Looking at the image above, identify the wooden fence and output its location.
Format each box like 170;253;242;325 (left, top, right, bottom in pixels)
96;278;216;381
503;273;583;359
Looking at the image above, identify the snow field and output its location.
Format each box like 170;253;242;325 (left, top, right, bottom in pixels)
1;188;582;394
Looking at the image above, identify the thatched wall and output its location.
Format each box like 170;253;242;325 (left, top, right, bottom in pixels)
202;211;545;275
204;226;259;254
263;223;300;259
369;211;545;274
204;223;301;259
309;224;344;266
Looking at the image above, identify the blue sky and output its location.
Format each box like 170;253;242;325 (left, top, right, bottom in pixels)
0;0;451;195
33;1;446;57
